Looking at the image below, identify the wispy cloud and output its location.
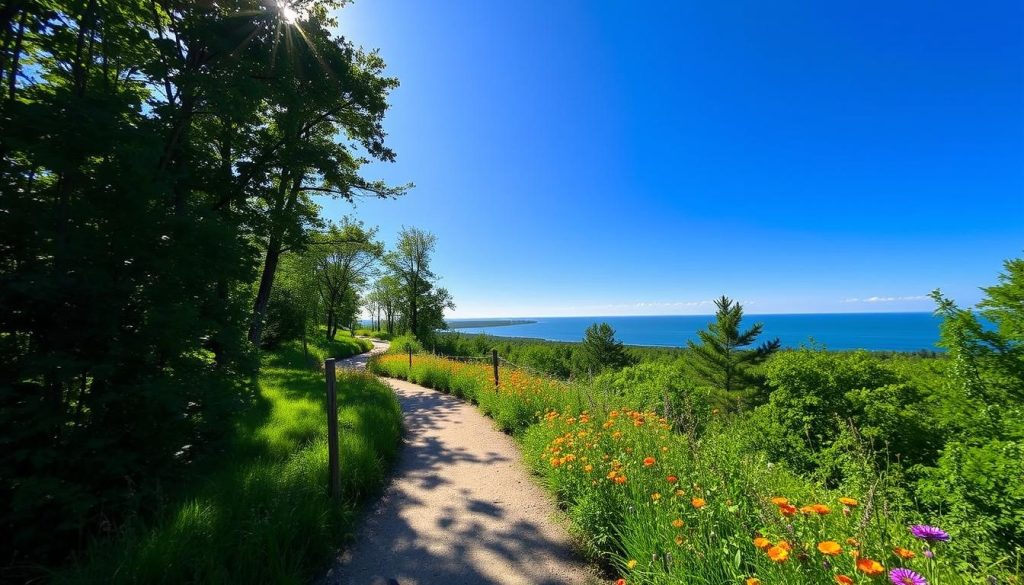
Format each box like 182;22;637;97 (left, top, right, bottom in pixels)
841;295;929;303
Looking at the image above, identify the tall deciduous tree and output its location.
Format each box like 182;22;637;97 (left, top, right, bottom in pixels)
310;219;383;340
385;227;454;340
687;296;780;406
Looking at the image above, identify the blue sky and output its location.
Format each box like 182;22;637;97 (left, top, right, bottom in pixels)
326;1;1024;318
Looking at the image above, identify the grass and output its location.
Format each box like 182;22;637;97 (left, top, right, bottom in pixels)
370;352;1016;585
54;332;398;584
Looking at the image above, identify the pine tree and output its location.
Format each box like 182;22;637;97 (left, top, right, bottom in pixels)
687;296;780;407
576;322;634;375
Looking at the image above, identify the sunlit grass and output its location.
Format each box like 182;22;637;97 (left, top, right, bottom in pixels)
55;333;398;584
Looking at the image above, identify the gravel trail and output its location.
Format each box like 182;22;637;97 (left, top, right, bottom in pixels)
323;342;594;585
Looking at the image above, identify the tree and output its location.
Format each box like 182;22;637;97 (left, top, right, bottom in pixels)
384;227;454;340
575;322;634;375
309;219;384;340
686;296;780;406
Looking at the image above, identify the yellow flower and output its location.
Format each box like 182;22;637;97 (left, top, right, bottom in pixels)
753;537;771;550
746;579;761;585
671;518;684;528
651;492;662;501
767;545;789;563
626;559;637;569
674;534;684;546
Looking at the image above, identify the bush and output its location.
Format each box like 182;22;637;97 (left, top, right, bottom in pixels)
261;286;306;348
387;334;423;355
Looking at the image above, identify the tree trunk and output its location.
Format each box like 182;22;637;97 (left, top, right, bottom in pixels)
248;232;282;347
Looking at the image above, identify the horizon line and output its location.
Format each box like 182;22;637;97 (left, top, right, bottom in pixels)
444;310;938;320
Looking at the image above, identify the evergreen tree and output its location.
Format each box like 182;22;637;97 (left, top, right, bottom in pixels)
687;296;780;406
575;322;634;375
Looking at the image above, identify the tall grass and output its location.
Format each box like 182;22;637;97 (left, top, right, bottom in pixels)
54;334;398;584
370;353;1015;585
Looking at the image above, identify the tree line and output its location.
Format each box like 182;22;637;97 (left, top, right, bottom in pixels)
0;0;412;572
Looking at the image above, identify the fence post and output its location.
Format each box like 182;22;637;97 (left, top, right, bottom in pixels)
492;349;499;387
325;358;340;499
408;345;413;375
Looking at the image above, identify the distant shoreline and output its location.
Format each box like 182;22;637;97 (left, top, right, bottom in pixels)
445;319;538;329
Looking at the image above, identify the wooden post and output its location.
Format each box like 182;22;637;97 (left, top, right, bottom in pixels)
408;345;413;374
325;358;340;499
492;349;499;387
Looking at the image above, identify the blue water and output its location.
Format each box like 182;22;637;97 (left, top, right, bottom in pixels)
447;313;944;351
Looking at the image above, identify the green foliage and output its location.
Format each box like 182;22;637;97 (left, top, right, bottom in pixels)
686;296;780;408
387;334;424;355
262;285;307;348
53;336;399;584
575;322;636;375
0;0;402;574
383;227;454;341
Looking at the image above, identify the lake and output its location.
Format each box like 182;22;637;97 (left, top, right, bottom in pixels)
445;313;944;351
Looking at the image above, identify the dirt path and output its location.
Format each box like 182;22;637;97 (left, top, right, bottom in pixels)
323;343;594;585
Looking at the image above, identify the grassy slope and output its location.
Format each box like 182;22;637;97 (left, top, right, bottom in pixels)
56;333;399;584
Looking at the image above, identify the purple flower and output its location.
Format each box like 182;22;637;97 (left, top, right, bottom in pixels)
890;568;928;585
922;548;934;559
910;524;950;542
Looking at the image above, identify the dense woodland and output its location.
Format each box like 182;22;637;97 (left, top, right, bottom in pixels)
0;0;429;577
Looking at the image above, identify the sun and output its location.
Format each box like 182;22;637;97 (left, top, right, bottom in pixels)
278;2;299;24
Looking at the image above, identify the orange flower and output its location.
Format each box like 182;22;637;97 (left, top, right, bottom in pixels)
667;475;678;483
811;504;832;515
643;457;656;467
771;497;789;506
746;579;761;585
607;471;618;480
691;497;706;509
672;518;684;528
674;534;683;546
550;457;561;467
856;558;884;576
839;497;859;507
614;475;627;485
767;545;789;563
892;547;916;559
835;576;854;585
615;580;626;585
817;541;843;556
584;464;594;473
777;540;793;552
779;504;797;516
846;537;861;547
753;537;771;550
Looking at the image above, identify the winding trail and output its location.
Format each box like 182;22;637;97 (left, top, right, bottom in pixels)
323;340;594;585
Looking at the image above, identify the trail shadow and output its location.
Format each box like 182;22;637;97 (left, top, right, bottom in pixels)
323;380;588;585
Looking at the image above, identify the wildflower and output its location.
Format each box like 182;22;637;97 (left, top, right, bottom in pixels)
672;518;684;528
615;580;626;585
584;464;594;473
753;537;771;550
747;579;761;585
922;549;934;559
667;475;678;483
615;475;627;485
889;568;928;585
839;497;859;507
812;504;832;515
836;576;854;585
607;471;618;480
893;547;915;559
675;489;685;497
909;525;949;543
800;505;817;515
661;446;669;452
818;541;843;556
847;538;861;547
856;558;885;576
777;540;793;552
550;457;562;468
691;497;706;509
626;559;637;569
779;504;797;516
767;545;789;563
643;457;656;467
771;497;789;506
674;534;684;546
651;492;662;501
